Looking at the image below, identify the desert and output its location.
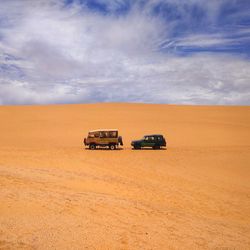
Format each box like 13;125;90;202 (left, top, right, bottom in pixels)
0;103;250;249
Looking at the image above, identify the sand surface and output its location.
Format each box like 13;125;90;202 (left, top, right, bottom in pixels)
0;103;250;249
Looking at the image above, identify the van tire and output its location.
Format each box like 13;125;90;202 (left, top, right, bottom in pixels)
89;144;96;150
109;144;116;150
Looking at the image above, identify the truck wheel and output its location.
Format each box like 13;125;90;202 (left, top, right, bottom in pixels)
89;144;96;150
109;144;116;150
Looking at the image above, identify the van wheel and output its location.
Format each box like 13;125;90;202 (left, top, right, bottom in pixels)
89;144;96;150
109;144;116;150
153;145;160;150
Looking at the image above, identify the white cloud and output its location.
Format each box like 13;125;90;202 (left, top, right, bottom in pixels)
0;0;249;105
175;34;231;47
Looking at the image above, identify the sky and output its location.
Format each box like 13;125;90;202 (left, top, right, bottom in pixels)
0;0;250;105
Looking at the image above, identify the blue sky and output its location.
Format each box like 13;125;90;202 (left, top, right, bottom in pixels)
0;0;250;105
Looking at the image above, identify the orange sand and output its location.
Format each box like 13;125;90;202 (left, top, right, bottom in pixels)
0;103;249;249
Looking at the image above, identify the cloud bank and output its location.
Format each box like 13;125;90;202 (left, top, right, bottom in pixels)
0;0;250;105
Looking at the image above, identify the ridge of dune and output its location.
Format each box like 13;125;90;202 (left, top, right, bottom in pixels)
0;103;250;249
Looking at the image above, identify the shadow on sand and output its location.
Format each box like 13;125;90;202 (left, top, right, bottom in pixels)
131;148;167;151
84;147;124;151
84;147;166;151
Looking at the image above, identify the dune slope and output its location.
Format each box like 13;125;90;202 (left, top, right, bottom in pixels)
0;103;250;249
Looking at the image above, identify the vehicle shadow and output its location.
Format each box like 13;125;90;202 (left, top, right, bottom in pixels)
131;148;167;151
84;147;166;151
84;147;124;150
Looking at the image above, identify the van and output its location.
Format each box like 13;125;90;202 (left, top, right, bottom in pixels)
84;129;123;150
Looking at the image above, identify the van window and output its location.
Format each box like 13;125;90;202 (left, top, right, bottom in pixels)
94;131;117;138
109;131;117;138
88;132;94;138
89;132;99;138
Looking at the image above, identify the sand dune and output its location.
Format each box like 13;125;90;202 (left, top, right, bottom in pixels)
0;103;250;249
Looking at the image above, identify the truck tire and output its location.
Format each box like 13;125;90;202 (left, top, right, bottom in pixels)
89;144;96;150
109;144;116;150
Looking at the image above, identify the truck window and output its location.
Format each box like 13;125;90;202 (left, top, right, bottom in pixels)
109;131;117;138
88;132;94;138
